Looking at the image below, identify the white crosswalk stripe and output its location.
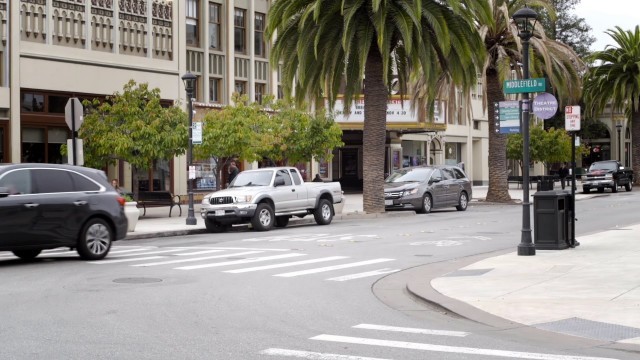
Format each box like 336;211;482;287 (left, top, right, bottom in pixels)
175;253;306;270
131;250;264;267
261;324;618;360
224;256;349;273
325;268;400;282
274;259;395;278
90;256;166;264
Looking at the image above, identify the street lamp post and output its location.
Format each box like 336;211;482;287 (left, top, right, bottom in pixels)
182;72;197;226
513;6;538;256
616;122;622;161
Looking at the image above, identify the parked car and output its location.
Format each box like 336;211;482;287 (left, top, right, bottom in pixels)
384;165;472;213
200;167;343;232
582;160;633;193
0;163;128;260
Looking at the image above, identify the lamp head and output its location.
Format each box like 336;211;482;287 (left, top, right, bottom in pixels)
181;72;196;94
512;6;538;37
616;123;623;130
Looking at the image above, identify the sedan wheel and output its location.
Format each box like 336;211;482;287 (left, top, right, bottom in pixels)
77;218;113;260
251;203;274;231
419;194;432;214
456;192;468;211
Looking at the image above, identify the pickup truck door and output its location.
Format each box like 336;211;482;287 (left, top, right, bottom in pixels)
272;169;298;211
288;168;309;209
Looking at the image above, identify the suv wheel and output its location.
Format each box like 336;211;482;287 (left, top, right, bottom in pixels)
625;181;633;191
12;249;42;260
251;203;274;231
77;218;113;260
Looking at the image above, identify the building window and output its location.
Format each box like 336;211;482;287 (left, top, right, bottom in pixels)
209;2;221;50
254;12;265;57
235;81;246;95
234;8;246;53
21;93;45;112
186;0;199;46
255;83;265;104
473;120;480;130
209;78;222;103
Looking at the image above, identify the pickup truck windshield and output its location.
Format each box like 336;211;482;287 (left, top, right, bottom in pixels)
386;168;434;183
230;170;274;187
589;162;617;171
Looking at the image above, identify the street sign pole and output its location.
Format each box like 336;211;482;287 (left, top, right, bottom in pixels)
71;101;77;166
571;131;576;247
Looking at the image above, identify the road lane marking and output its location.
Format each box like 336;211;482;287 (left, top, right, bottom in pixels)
310;334;618;360
173;249;226;256
89;256;166;264
274;259;395;278
224;256;349;273
105;249;184;257
326;268;400;282
352;324;469;337
175;253;306;270
131;251;264;267
260;348;391;359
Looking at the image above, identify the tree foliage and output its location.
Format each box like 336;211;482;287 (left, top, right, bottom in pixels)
507;125;587;170
536;0;596;59
193;94;344;190
79;80;188;189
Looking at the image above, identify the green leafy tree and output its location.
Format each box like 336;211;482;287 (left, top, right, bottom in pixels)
79;80;188;196
583;26;640;185
262;99;344;166
193;94;269;190
267;0;489;213
507;125;585;170
537;0;596;59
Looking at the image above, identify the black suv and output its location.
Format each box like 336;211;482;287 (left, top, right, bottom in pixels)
0;164;128;260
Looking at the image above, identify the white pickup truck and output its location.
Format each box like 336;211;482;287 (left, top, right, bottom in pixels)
200;167;344;232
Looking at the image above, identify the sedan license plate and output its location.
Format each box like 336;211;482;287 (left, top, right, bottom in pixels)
215;210;225;216
385;200;393;206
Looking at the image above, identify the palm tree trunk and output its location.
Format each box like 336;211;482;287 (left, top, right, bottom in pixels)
632;111;640;185
362;46;387;213
485;70;513;202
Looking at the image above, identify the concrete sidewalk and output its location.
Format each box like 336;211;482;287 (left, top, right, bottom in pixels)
126;185;640;347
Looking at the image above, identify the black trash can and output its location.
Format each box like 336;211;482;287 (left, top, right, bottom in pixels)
533;190;571;250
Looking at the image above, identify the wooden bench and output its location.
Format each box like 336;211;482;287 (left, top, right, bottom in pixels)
137;191;182;217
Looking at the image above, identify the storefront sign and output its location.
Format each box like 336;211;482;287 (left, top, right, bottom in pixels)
331;98;418;123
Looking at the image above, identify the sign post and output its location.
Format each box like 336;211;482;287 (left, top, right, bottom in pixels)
565;105;581;248
65;98;84;165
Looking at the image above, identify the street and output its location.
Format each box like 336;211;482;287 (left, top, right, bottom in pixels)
1;192;639;359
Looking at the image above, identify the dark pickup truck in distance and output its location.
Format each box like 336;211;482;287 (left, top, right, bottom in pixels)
582;160;633;193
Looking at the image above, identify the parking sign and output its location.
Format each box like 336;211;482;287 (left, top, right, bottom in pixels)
565;105;580;131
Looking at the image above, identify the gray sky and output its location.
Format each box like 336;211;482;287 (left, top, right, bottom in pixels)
574;0;639;51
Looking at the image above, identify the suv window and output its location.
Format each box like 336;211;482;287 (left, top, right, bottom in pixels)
70;172;101;192
33;169;74;193
275;169;293;186
453;168;466;179
290;169;302;185
431;169;443;182
441;168;456;180
0;169;33;195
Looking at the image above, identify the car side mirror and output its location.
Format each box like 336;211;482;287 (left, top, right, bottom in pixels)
274;178;285;187
430;178;441;184
0;187;10;198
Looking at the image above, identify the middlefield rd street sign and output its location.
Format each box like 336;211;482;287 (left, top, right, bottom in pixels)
503;78;546;94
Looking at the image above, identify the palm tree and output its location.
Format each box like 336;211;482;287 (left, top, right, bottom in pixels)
583;26;640;185
473;0;583;202
266;0;489;213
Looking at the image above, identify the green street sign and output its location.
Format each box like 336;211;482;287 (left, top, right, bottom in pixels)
503;78;546;94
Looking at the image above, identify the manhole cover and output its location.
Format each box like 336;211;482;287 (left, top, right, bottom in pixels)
113;277;163;284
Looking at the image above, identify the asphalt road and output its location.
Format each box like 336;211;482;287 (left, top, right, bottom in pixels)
1;191;638;359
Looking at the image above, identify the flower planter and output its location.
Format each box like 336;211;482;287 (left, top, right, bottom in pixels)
124;202;140;232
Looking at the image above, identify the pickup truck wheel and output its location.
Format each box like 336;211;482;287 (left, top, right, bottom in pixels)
314;199;334;225
612;181;618;193
597;188;605;193
455;192;468;211
252;203;274;231
205;218;229;233
625;181;632;191
275;216;290;228
582;187;590;194
12;249;42;260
